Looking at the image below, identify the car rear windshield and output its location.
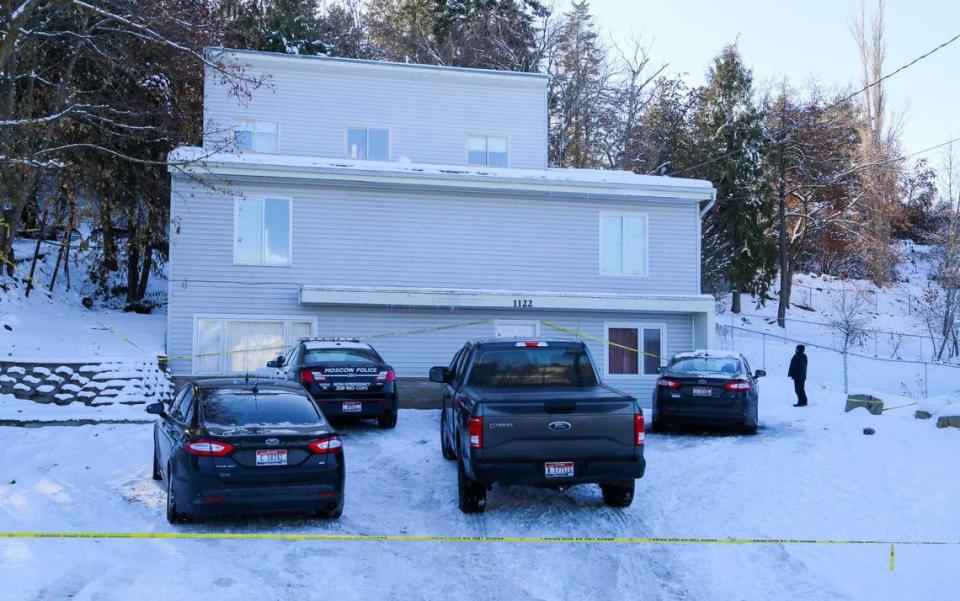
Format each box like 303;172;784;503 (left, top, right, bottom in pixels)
201;390;322;426
302;348;381;364
467;346;598;388
669;357;741;375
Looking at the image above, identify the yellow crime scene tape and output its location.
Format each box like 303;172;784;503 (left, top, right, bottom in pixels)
542;320;658;360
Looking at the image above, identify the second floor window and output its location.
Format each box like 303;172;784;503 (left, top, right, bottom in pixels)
600;213;649;276
235;197;291;266
347;127;389;161
468;135;508;167
233;119;278;153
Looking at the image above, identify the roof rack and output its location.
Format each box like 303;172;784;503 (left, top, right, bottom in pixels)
298;337;362;343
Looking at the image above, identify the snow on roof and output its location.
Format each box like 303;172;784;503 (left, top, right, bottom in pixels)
672;349;744;360
169;147;714;200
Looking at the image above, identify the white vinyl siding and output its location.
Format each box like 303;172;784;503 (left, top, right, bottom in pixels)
467;134;508;167
194;316;315;375
233;119;278;153
600;213;649;276
234;197;291;266
346;127;390;161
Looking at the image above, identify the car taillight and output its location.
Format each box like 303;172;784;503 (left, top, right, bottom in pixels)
657;378;681;389
308;436;343;454
634;413;645;446
468;417;483;448
724;380;752;392
184;440;235;456
300;369;327;383
376;369;395;382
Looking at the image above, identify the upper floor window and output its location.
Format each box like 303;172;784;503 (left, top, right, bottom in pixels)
600;213;649;276
467;135;508;167
347;127;389;161
233;119;278;153
235;197;291;266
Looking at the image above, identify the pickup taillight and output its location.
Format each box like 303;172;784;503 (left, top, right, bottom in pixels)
469;416;483;449
634;413;645;446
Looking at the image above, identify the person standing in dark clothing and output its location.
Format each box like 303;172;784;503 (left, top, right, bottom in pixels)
788;345;808;407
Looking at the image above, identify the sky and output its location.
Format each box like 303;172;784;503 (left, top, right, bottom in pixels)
585;0;959;163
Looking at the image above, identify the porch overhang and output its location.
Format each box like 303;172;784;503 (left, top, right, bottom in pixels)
299;285;714;314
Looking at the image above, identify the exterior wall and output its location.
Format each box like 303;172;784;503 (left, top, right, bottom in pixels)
166;284;693;406
168;176;701;297
203;53;549;169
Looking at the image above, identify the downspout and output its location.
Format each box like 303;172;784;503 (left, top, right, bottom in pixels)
699;189;717;217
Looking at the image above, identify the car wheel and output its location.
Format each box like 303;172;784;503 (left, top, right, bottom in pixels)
152;442;162;481
457;457;486;514
165;464;191;524
600;481;635;508
440;413;456;460
651;419;667;434
377;412;398;429
316;498;344;520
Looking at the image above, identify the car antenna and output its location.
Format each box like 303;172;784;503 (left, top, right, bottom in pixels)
252;374;259;395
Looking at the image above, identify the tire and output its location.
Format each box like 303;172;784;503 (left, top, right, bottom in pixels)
457;457;486;513
741;423;758;435
165;464;191;524
316;498;344;519
440;413;456;460
152;443;162;481
651;419;667;434
377;411;398;429
601;481;635;508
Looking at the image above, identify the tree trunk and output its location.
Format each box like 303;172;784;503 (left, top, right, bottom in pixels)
731;289;742;314
776;136;789;328
137;246;152;302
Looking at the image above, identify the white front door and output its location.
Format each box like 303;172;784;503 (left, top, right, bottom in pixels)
494;320;541;338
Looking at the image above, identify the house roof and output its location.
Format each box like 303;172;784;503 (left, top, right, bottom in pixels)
207;47;550;82
169;147;716;202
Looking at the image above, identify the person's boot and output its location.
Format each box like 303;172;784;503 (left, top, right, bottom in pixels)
793;402;806;407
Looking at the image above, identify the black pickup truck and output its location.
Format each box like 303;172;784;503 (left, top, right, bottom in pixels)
430;338;646;513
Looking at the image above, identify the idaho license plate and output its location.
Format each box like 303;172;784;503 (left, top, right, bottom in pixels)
255;449;287;466
545;461;575;478
692;386;712;397
342;401;363;413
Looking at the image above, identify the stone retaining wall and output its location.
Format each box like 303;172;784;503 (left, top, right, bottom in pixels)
0;359;173;406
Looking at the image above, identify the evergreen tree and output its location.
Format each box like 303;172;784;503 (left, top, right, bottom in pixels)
221;0;329;56
547;0;608;168
693;44;776;312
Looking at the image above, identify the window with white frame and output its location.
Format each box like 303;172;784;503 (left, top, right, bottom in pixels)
600;213;649;276
235;197;291;265
346;127;389;161
605;323;663;376
467;135;508;167
195;317;313;374
233;119;278;153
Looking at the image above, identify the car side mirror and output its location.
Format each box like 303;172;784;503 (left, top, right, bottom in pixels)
754;369;766;379
429;366;451;384
146;402;166;416
656;366;666;374
267;355;284;368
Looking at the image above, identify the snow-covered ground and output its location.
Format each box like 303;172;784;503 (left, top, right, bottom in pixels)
0;237;164;362
1;381;959;600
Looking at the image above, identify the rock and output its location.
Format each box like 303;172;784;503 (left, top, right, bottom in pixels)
32;366;51;377
3;324;11;331
936;416;960;429
915;410;933;420
863;427;876;435
23;375;41;385
54;366;74;376
846;394;884;415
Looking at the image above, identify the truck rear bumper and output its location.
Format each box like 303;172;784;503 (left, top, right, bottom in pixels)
469;457;645;486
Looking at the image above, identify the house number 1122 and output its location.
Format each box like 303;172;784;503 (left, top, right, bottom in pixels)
513;299;534;308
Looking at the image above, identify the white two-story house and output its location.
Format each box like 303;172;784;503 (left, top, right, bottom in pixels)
166;48;716;403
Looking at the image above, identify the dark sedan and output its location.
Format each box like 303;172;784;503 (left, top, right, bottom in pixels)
268;338;398;429
148;379;345;523
651;350;764;434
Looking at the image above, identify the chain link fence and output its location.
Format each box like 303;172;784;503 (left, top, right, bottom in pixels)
717;324;960;399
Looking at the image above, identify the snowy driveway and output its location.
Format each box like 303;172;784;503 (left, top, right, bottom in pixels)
1;381;958;600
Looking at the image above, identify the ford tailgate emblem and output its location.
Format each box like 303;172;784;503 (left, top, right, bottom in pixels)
265;438;280;446
548;421;572;432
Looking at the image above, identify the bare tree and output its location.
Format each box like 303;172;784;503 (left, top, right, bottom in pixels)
830;289;872;392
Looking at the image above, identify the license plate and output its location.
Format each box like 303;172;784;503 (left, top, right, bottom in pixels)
692;386;713;397
342;401;363;413
255;449;287;466
545;461;575;478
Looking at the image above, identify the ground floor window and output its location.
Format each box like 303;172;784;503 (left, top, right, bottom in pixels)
605;322;664;376
195;316;314;374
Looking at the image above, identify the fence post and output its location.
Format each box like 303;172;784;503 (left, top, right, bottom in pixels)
874;331;879;357
762;333;766;369
924;362;929;398
843;350;849;395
